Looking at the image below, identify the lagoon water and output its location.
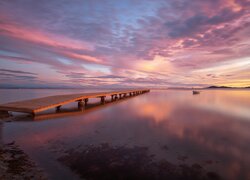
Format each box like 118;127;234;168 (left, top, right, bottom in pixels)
1;89;250;179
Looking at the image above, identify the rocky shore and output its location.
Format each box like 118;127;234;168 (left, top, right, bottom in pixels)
0;141;46;180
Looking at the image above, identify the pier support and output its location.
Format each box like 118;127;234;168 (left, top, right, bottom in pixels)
56;105;61;112
78;100;84;108
0;110;9;118
100;96;106;104
84;98;89;106
112;94;118;101
119;94;122;99
31;112;35;117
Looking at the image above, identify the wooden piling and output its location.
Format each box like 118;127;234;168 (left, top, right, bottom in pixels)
78;100;84;108
0;110;9;118
84;98;89;105
56;105;61;111
100;96;105;104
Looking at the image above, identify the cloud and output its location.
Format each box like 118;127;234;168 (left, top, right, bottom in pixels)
0;0;249;88
96;75;125;79
0;68;38;81
0;68;37;75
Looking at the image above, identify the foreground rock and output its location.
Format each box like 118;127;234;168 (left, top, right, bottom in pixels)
0;141;46;180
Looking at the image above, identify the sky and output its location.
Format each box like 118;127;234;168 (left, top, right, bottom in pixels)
0;0;250;88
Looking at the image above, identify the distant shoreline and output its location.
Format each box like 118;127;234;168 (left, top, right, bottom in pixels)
152;86;250;90
206;86;250;89
0;85;249;90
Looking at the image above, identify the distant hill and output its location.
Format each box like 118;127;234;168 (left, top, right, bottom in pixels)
207;86;250;89
207;86;232;89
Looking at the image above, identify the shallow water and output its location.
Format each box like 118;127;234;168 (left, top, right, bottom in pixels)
1;89;250;179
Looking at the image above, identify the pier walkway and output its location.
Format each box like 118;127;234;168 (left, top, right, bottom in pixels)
0;89;150;116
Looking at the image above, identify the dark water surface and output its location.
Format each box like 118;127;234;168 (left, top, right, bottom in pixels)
1;89;250;180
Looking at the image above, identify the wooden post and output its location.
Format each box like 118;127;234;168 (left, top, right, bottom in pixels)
78;100;84;108
111;95;114;101
0;110;9;118
100;96;105;104
84;98;89;106
56;105;61;112
119;94;122;98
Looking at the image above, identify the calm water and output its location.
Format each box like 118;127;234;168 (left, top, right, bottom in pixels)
1;89;250;180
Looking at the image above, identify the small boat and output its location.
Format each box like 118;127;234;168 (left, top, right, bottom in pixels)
192;90;200;95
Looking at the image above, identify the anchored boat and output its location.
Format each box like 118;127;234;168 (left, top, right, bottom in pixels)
192;90;200;95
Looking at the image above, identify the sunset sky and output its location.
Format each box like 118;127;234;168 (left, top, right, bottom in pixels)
0;0;250;88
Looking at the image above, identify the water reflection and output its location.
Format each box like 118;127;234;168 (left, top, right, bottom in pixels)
1;89;250;179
